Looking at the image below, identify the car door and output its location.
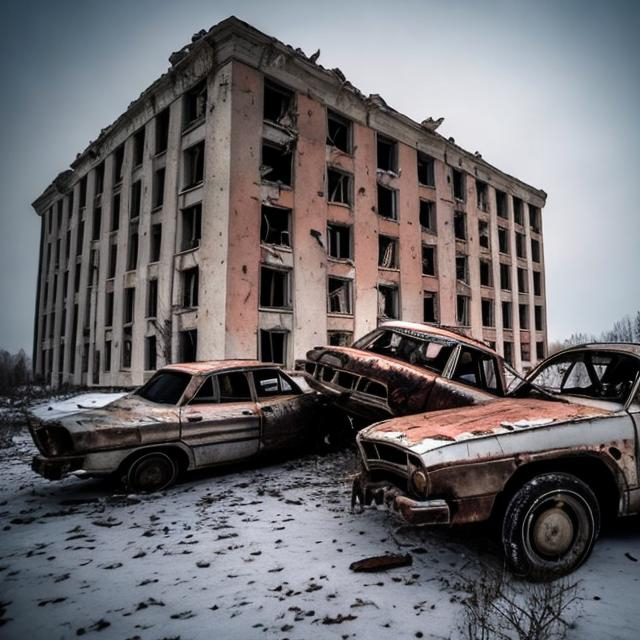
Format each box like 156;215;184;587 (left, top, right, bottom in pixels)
625;368;640;513
252;368;318;453
180;371;260;468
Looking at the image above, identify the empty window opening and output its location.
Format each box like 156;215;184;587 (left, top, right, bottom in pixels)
454;210;466;240
419;200;435;232
79;176;88;209
378;236;398;269
423;292;438;323
155;108;170;154
261;141;292;186
182;267;199;308
327;223;351;259
264;80;294;126
377;284;398;319
503;341;513;365
535;305;544;331
94;162;105;196
457;294;470;326
515;232;526;258
127;224;139;271
145;335;157;371
123;287;135;325
521;341;531;362
327;110;351;153
513;197;524;225
531;238;541;262
327;277;352;314
478;219;490;249
74;263;81;293
260;267;290;309
180;329;198;362
153;168;165;208
517;267;528;293
536;341;545;359
92;206;101;240
261;205;291;246
377;184;397;219
111;193;120;231
67;192;74;220
327;168;352;205
57;200;63;229
422;245;436;276
105;291;114;327
260;330;287;365
417;152;435;187
377;135;397;173
476;180;488;212
108;242;117;278
502;301;512;329
104;340;112;372
184;80;207;128
480;259;492;286
76;220;85;257
147;279;158;318
181;203;202;251
498;227;509;254
456;254;468;283
184;141;205;189
533;271;542;296
328;331;353;347
120;328;132;368
133;128;145;167
529;204;541;232
113;145;125;186
482;298;494;327
452;169;465;200
519;303;529;329
500;263;511;290
148;223;161;263
130;180;142;219
496;190;507;218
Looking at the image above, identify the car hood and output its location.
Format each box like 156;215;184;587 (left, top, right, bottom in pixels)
359;398;611;455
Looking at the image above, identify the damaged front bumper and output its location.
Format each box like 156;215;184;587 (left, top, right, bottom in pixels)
352;473;450;526
32;454;85;481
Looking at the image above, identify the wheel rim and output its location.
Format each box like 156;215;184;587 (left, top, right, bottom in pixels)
131;454;175;492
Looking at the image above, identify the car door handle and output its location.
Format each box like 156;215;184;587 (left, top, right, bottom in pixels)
187;415;203;423
242;410;254;416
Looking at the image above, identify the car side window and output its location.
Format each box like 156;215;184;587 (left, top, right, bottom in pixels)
218;372;252;403
191;376;217;404
253;369;299;398
452;347;500;393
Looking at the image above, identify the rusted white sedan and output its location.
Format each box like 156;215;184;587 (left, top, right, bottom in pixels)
29;361;336;493
353;343;640;578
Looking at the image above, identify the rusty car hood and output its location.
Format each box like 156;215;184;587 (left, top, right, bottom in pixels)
359;398;611;455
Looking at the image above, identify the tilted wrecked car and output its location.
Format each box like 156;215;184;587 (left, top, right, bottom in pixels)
352;343;640;578
297;321;506;422
29;361;340;492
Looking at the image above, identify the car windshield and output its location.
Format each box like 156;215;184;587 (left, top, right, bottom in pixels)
135;371;192;405
354;328;455;374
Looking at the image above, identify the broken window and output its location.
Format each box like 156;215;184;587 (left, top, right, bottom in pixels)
184;80;207;128
261;141;292;186
153;168;165;208
515;232;526;258
260;205;291;246
328;331;353;347
498;227;509;254
417;152;435;187
155;107;170;154
184;141;205;189
480;259;492;286
519;303;529;329
94;162;105;196
264;79;294;126
127;223;139;271
113;144;125;186
476;180;488;212
150;223;162;262
181;203;202;251
104;340;112;372
479;219;490;249
260;330;287;365
327;223;352;259
378;236;398;269
123;287;135;325
517;267;528;293
482;298;494;327
535;305;544;331
182;267;199;308
327;168;352;205
529;204;541;232
500;263;511;290
111;193;120;231
423;292;438;323
456;294;470;326
327;277;353;314
452;169;465;200
147;279;158;318
108;242;117;278
496;189;507;218
326;110;351;153
536;341;545;360
531;238;541;262
533;270;542;296
133;127;145;167
454;210;466;240
79;175;87;209
377;184;397;219
456;254;468;283
260;266;290;309
513;197;523;225
92;206;101;240
180;329;198;361
130;180;142;219
145;335;157;371
419;200;435;232
422;245;436;276
377;284;398;319
502;301;512;329
377;135;397;173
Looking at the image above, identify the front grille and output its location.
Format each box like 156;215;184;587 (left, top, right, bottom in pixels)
361;440;423;472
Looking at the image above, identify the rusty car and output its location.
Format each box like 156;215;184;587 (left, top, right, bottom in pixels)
352;343;640;578
297;321;506;422
29;360;339;493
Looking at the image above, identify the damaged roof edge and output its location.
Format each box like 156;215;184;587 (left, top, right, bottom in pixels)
32;15;546;214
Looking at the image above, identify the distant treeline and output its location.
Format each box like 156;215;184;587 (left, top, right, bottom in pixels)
0;349;31;396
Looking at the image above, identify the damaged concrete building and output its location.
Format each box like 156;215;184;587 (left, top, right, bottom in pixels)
31;17;548;388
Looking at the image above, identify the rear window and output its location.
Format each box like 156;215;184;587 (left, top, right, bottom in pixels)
136;371;191;405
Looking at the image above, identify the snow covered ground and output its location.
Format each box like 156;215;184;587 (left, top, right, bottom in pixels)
1;394;639;639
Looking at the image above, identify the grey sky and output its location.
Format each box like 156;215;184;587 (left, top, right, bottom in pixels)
1;0;639;355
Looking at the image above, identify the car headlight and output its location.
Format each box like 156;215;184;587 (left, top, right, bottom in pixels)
410;468;430;497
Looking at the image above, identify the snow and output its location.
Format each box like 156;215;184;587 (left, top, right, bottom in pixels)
0;393;639;639
29;392;128;421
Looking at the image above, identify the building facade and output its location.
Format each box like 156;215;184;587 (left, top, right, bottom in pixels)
31;17;548;388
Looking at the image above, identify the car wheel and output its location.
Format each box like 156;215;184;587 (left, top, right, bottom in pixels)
126;452;178;493
502;472;600;580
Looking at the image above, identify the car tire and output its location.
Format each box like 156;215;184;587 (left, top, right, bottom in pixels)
502;472;600;580
126;452;178;493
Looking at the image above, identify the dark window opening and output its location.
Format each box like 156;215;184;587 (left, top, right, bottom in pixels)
452;347;500;394
67;192;74;220
105;291;114;327
480;259;492;286
327;168;352;205
419;200;435;232
529;204;541;232
180;329;198;362
521;342;530;362
377;284;398;319
104;340;111;372
476;180;488;212
260;331;287;365
327;223;351;259
181;204;202;251
503;341;513;365
261;141;292;186
498;227;509;254
496;190;507;218
145;335;157;371
531;238;541;262
147;279;158;318
108;242;117;278
74;263;81;293
377;184;397;219
184;141;205;189
378;236;398;269
516;232;526;258
457;295;470;326
155;108;170;154
327;277;352;314
260;267;290;308
422;245;436;276
150;223;162;263
184;80;207;128
124;287;135;325
452;169;465;200
479;219;490;249
264;80;294;125
182;267;199;308
454;210;466;240
517;267;528;293
127;224;139;271
417;152;435;187
79;176;88;209
153;168;165;208
92;206;101;240
82;342;89;373
513;197;523;225
456;254;468;283
113;144;125;185
111;193;120;231
130;180;142;219
502;301;512;329
536;341;545;359
327;110;351;153
500;263;511;291
377;135;397;173
328;331;353;347
423;292;437;323
535;305;543;331
57;200;63;229
482;298;494;327
533;271;542;296
133;128;145;167
519;304;529;329
94;162;105;196
261;205;291;246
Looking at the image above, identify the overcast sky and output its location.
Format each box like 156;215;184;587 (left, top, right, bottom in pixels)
1;0;638;355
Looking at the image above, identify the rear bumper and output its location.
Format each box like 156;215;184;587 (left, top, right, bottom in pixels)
32;455;84;480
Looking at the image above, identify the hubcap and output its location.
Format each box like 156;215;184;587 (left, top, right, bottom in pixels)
532;506;574;556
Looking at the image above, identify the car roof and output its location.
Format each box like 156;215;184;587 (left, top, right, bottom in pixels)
160;360;278;376
378;321;499;356
553;343;640;358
